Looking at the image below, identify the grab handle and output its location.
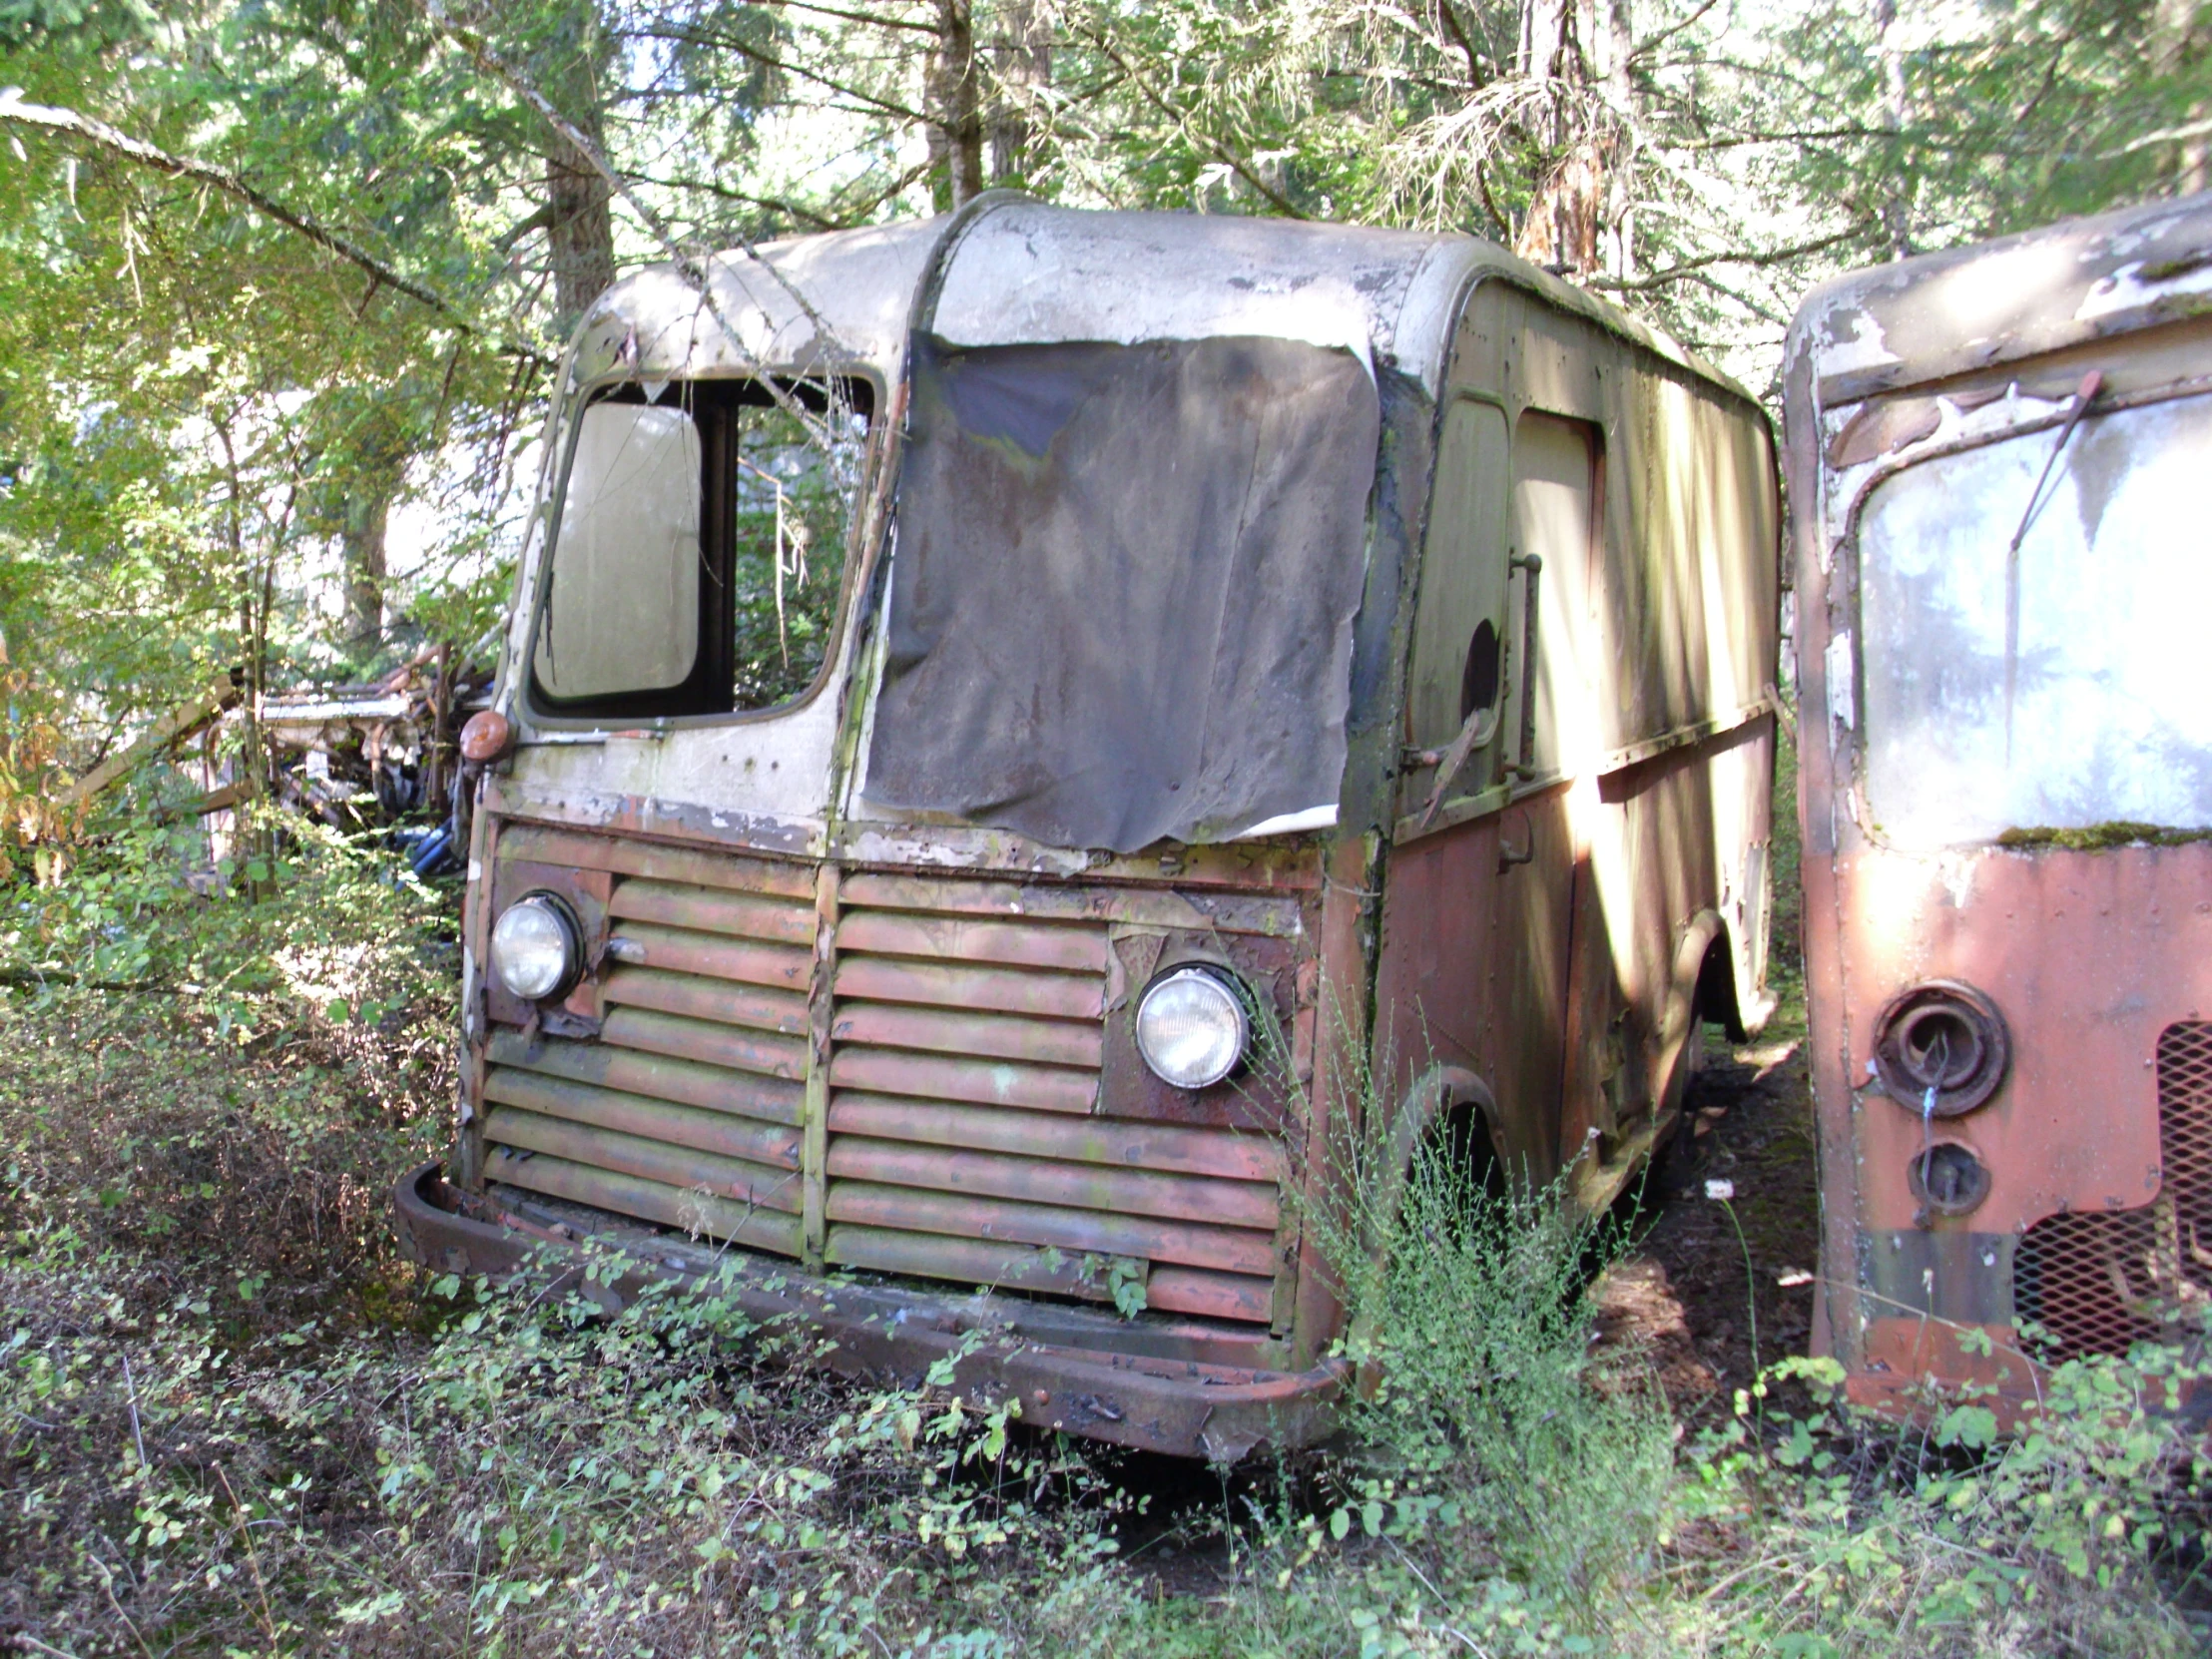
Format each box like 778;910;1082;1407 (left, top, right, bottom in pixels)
1509;552;1543;770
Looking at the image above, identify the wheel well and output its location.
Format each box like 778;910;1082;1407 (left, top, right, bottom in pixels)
1694;923;1748;1043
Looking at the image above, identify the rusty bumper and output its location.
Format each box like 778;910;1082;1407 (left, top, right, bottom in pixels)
391;1162;1342;1461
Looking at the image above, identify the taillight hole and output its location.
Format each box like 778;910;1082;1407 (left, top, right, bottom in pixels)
1899;1006;1982;1088
1874;980;2010;1117
1910;1142;1991;1217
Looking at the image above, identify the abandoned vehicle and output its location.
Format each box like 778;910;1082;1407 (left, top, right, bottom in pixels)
392;196;1782;1458
1786;189;2212;1411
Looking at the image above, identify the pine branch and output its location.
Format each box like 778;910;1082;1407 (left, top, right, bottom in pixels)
1068;20;1307;219
0;86;524;349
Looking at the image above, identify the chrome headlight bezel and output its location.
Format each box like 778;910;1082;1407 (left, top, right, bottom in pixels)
1134;964;1252;1091
489;891;583;1003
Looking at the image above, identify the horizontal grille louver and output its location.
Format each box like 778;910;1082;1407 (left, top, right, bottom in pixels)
478;832;1288;1328
825;881;1283;1325
482;843;817;1265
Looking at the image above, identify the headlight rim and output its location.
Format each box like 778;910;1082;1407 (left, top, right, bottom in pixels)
489;889;584;1003
1134;962;1253;1091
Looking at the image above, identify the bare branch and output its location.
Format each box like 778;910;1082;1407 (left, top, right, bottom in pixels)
633;24;932;125
1627;0;1720;66
1582;222;1871;292
709;0;941;34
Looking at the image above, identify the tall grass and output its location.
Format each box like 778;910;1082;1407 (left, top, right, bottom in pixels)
1325;1132;1675;1610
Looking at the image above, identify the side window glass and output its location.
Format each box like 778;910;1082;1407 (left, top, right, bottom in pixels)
732;400;865;711
534;403;702;700
528;379;870;721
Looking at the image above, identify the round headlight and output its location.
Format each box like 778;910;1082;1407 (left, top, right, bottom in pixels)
1135;966;1250;1090
490;893;581;1002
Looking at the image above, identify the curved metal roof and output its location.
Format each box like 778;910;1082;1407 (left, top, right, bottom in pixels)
1787;189;2212;410
562;197;1744;402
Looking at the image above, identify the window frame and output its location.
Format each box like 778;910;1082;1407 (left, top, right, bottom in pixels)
524;368;882;728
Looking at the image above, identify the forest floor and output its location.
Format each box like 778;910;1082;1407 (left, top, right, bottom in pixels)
1;831;2203;1656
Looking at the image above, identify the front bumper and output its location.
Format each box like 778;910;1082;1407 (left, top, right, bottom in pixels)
391;1161;1342;1461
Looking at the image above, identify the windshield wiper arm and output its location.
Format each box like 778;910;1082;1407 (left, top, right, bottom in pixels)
2004;369;2103;765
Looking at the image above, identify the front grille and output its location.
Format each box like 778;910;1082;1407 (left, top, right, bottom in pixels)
480;830;816;1261
825;871;1284;1325
2012;1022;2212;1363
475;831;1287;1327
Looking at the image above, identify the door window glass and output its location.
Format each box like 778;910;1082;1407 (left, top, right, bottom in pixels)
529;380;870;720
534;403;701;700
1512;412;1599;775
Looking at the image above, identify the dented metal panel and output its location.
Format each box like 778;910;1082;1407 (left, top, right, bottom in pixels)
482;1069;802;1167
1786;192;2212;1412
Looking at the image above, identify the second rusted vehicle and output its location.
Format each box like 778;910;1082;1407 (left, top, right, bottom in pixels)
395;195;1781;1458
1785;190;2212;1409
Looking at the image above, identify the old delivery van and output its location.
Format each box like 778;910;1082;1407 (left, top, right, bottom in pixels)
394;195;1780;1458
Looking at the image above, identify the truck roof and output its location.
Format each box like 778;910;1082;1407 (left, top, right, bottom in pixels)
560;196;1747;403
1787;189;2212;411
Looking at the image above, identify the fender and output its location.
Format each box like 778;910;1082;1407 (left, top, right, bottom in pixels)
1656;909;1730;1124
1347;1062;1496;1392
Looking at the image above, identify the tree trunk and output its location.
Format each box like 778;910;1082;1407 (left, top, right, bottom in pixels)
338;484;392;649
1513;0;1606;276
1873;0;1913;259
989;0;1053;188
926;0;985;210
2154;0;2209;195
1600;0;1636;278
547;123;616;329
540;1;618;332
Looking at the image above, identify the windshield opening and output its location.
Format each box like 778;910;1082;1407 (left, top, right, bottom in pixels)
530;375;872;721
1856;391;2212;849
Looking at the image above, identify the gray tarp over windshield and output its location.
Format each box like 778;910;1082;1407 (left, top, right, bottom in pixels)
861;332;1381;852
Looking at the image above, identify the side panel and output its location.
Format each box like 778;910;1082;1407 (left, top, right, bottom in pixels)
1377;276;1778;1195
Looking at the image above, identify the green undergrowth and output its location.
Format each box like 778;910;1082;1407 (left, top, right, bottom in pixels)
3;825;2209;1654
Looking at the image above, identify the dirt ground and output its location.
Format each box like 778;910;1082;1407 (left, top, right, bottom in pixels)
1600;1017;1823;1415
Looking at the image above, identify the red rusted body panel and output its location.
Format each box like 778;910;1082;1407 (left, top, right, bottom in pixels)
1787;193;2212;1408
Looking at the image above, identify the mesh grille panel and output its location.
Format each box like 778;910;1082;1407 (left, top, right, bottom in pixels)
2012;1022;2212;1362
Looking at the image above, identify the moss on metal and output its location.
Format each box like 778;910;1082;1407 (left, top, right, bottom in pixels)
1994;822;2212;850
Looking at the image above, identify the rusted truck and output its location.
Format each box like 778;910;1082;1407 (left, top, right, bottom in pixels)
394;196;1781;1458
1785;190;2212;1410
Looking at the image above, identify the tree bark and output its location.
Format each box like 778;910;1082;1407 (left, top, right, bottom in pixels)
2154;0;2209;195
339;484;392;648
1513;0;1606;276
926;0;985;209
547;125;617;329
989;0;1053;187
539;2;619;331
1873;0;1913;259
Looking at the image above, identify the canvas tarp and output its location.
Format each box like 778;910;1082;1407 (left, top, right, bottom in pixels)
861;331;1381;852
